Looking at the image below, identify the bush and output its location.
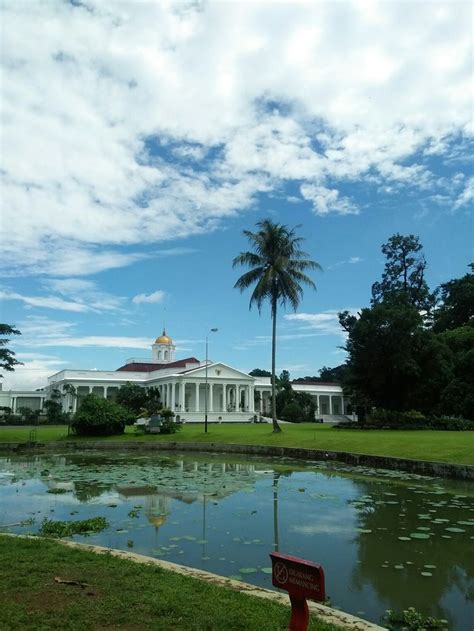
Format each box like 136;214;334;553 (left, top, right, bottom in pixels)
281;402;304;423
336;407;473;430
43;400;67;424
71;395;128;436
158;408;181;434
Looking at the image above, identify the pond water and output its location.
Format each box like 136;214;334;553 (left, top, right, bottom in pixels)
0;451;473;629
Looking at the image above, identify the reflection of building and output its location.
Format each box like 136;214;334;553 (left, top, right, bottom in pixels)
1;328;348;421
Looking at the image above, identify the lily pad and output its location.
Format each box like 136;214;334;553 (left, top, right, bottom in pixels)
445;527;465;533
398;536;411;541
409;532;430;539
239;567;258;574
261;567;273;574
420;571;432;577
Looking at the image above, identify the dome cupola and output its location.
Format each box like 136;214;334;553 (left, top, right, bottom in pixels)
152;328;176;363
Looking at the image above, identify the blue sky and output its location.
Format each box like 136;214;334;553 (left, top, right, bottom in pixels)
1;1;472;390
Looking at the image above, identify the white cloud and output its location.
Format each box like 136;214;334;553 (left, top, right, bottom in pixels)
453;176;474;210
132;290;166;305
0;289;91;313
300;184;359;216
1;353;68;391
1;1;471;275
285;309;359;338
328;256;363;270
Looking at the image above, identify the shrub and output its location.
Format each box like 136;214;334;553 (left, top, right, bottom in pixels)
71;395;128;436
43;400;67;424
158;408;181;434
281;402;304;423
337;408;473;430
39;517;108;537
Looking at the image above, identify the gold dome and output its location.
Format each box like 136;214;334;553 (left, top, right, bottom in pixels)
155;329;172;345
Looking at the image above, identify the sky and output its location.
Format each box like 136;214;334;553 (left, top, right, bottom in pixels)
1;0;473;391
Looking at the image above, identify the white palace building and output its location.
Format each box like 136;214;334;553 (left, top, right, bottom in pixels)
0;330;349;423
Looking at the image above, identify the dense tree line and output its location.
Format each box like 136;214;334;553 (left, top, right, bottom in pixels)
337;235;473;419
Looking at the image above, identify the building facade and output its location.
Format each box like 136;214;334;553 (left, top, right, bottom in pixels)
1;329;350;422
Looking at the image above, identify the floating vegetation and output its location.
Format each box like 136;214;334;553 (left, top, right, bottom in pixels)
39;517;108;538
46;488;71;495
409;533;430;539
445;527;465;533
239;567;258;574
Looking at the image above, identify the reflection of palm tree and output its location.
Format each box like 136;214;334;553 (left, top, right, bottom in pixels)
273;472;280;552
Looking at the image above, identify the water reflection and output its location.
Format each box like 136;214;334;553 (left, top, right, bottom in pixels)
0;452;472;630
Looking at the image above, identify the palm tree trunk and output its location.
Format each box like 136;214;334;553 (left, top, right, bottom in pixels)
271;297;281;433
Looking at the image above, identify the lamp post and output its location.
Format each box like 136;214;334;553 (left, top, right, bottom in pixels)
204;328;218;433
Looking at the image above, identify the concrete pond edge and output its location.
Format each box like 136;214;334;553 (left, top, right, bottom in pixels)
1;534;385;631
1;439;472;480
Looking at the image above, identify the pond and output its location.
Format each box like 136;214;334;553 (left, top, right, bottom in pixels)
0;451;472;629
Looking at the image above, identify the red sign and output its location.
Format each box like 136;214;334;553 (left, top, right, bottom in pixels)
270;552;326;631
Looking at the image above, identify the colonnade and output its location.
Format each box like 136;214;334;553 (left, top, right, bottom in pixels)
156;381;255;414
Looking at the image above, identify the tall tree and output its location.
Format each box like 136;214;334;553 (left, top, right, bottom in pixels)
233;219;320;432
0;324;22;377
433;264;474;332
371;233;435;312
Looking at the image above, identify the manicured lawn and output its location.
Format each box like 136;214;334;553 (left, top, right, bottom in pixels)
0;536;341;631
1;423;473;465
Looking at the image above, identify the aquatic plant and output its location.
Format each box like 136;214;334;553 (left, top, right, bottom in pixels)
39;517;108;538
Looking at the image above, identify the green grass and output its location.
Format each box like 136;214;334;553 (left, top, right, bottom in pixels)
0;536;342;631
1;423;473;465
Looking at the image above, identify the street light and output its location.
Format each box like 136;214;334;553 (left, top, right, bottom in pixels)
204;328;218;433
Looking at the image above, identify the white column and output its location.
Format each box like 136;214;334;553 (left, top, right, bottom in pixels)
209;383;214;412
329;396;333;415
259;392;263;413
222;383;227;412
171;382;176;411
88;386;92;394
249;385;255;413
180;382;186;411
195;383;200;412
316;395;320;414
104;386;108;400
341;396;344;415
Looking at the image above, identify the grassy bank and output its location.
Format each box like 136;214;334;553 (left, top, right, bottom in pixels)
0;536;341;631
0;423;473;465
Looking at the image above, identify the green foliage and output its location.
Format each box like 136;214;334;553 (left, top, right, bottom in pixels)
116;382;149;413
0;323;22;377
39;516;108;537
338;408;474;430
281;402;305;423
371;233;435;312
158;408;181;434
43;399;67;424
249;368;272;377
340;301;454;414
17;407;40;422
233;219;320;432
385;607;448;630
71;395;128;436
437;322;474;419
433;264;474;332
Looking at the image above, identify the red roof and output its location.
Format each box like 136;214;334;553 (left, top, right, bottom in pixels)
116;357;200;373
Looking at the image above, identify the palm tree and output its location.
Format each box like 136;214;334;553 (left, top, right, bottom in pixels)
233;219;321;432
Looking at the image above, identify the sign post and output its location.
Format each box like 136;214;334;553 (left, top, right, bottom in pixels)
270;552;325;631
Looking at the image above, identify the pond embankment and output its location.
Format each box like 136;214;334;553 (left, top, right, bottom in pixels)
1;439;472;480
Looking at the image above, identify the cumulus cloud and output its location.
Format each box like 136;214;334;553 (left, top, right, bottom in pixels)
285;310;359;338
1;1;472;275
132;290;166;305
453;177;474;210
300;184;359;216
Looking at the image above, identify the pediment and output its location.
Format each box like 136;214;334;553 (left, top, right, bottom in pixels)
181;362;253;381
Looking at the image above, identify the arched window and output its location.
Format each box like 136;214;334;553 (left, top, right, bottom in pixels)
164;350;168;360
158;350;162;359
